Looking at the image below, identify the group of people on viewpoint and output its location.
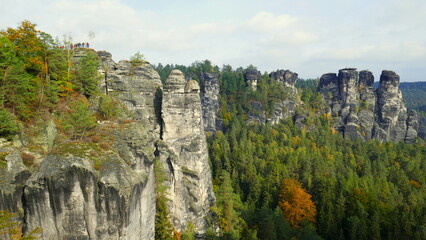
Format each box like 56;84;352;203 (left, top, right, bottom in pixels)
59;42;90;50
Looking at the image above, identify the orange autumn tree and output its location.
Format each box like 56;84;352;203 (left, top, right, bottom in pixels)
278;178;316;228
2;20;47;76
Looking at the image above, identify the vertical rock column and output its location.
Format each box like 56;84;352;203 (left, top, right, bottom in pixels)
199;72;220;132
357;70;376;140
338;68;364;140
160;70;215;235
268;69;299;123
244;69;261;90
375;70;409;142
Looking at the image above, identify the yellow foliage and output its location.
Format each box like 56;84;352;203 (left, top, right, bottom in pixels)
173;230;182;240
278;179;316;228
291;136;302;146
409;180;421;189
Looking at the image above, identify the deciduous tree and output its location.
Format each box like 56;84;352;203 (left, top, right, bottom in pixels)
278;178;316;228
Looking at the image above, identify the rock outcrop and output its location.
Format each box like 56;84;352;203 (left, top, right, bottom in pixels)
23;142;151;240
268;69;300;124
318;68;419;142
0;140;30;214
269;69;298;87
21;50;163;239
0;51;215;239
199;72;221;132
159;70;215;236
244;68;261;90
247;69;300;125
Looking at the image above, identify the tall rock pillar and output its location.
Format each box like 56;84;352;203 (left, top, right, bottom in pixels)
375;70;409;142
160;70;215;235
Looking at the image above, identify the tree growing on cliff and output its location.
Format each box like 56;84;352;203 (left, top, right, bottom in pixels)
130;51;146;65
154;158;174;240
59;97;96;140
73;51;101;98
0;109;18;140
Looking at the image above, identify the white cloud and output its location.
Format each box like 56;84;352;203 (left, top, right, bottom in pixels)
244;11;319;47
247;11;297;32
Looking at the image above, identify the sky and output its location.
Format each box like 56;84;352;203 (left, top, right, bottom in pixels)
1;0;426;82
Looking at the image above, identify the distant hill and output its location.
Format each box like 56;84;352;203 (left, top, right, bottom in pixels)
373;81;426;113
399;82;426;113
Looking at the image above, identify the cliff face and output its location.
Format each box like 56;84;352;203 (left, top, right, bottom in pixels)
247;69;300;125
318;68;418;142
21;49;162;239
159;70;215;235
244;69;261;90
0;51;215;239
268;69;299;124
199;72;221;132
23;148;150;240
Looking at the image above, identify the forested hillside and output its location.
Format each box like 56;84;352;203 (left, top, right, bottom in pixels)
400;82;426;113
154;62;426;239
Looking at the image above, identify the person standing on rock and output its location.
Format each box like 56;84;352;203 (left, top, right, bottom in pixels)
86;42;89;48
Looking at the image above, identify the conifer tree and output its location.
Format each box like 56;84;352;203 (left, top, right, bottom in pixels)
74;51;101;98
60;97;96;140
154;159;174;240
0;109;18;140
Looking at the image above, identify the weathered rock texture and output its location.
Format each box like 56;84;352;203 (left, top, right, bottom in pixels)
159;70;215;235
20;50;163;239
268;69;300;124
1;51;215;239
247;69;300;125
0;141;30;213
244;68;261;90
199;72;221;132
318;68;419;142
23;147;150;240
97;50;162;130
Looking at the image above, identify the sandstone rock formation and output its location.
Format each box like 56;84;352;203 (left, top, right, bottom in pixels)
244;68;261;90
23;141;151;240
0;51;216;239
269;69;298;87
199;72;221;132
21;50;162;239
318;68;419;142
268;69;300;124
159;70;215;236
247;69;300;125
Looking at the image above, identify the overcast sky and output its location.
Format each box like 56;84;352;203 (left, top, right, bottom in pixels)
1;0;426;81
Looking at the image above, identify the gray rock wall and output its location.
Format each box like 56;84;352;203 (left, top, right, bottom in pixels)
244;69;261;90
159;70;215;236
23;153;151;240
1;51;216;239
199;72;220;132
247;69;300;125
268;69;299;124
318;68;419;142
